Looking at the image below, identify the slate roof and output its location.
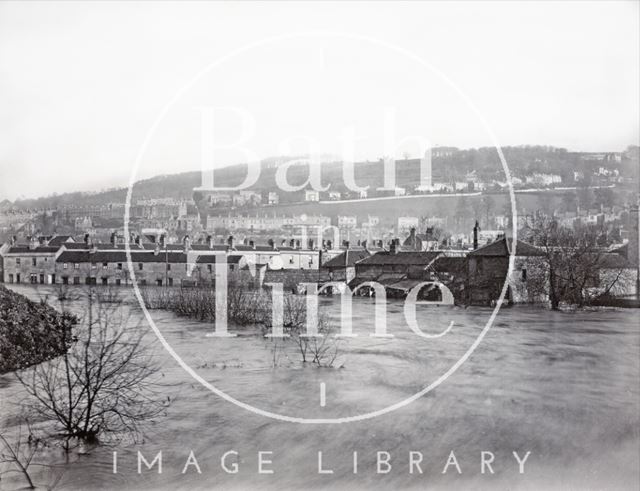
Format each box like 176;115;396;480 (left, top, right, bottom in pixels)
322;249;371;269
6;246;60;254
196;255;243;264
468;238;544;257
56;250;188;263
357;251;441;266
61;243;91;250
141;243;185;251
48;235;74;246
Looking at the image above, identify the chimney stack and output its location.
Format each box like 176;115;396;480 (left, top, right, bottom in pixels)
473;221;479;250
84;233;90;245
183;234;191;252
227;235;235;249
160;234;166;247
268;238;276;250
249;240;255;249
390;239;397;255
110;232;117;246
207;235;213;249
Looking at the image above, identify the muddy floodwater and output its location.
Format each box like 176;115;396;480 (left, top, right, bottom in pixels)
1;285;639;490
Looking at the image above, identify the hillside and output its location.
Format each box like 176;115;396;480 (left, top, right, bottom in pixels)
8;145;637;210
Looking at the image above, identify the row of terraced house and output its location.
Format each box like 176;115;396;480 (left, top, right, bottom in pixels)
0;234;330;287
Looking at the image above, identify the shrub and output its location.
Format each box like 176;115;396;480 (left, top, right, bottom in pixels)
0;286;77;374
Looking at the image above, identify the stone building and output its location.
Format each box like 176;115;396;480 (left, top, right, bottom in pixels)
466;237;545;305
55;250;192;286
1;243;62;284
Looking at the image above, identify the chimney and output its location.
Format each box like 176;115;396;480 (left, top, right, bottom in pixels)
378;239;383;248
290;239;295;248
268;238;276;250
227;235;235;249
249;240;255;249
10;236;16;246
183;234;191;252
160;234;166;247
295;239;301;249
84;233;90;245
29;236;38;250
110;232;117;246
345;240;350;250
362;240;368;250
207;235;213;249
390;239;397;255
473;221;479;250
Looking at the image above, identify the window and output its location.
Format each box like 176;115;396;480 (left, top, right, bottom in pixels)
63;263;68;269
521;268;527;281
15;258;20;266
8;274;13;283
101;277;108;286
102;262;108;269
117;263;123;270
32;258;37;267
30;274;37;284
168;277;173;287
62;276;68;285
73;276;80;285
156;279;163;286
140;279;147;286
138;263;143;271
16;273;20;283
74;263;79;269
115;279;121;286
167;263;171;271
207;264;212;273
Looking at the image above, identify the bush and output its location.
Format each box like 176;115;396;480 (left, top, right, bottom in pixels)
0;286;77;374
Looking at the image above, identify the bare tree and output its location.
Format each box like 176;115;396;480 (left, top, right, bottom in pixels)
523;216;628;309
0;420;65;490
263;294;341;366
16;290;166;450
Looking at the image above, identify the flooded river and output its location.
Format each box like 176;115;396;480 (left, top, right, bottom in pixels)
1;285;639;490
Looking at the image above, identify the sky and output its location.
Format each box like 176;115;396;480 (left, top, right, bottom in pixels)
0;1;638;201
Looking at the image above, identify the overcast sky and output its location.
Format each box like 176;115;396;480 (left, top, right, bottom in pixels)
0;1;638;201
